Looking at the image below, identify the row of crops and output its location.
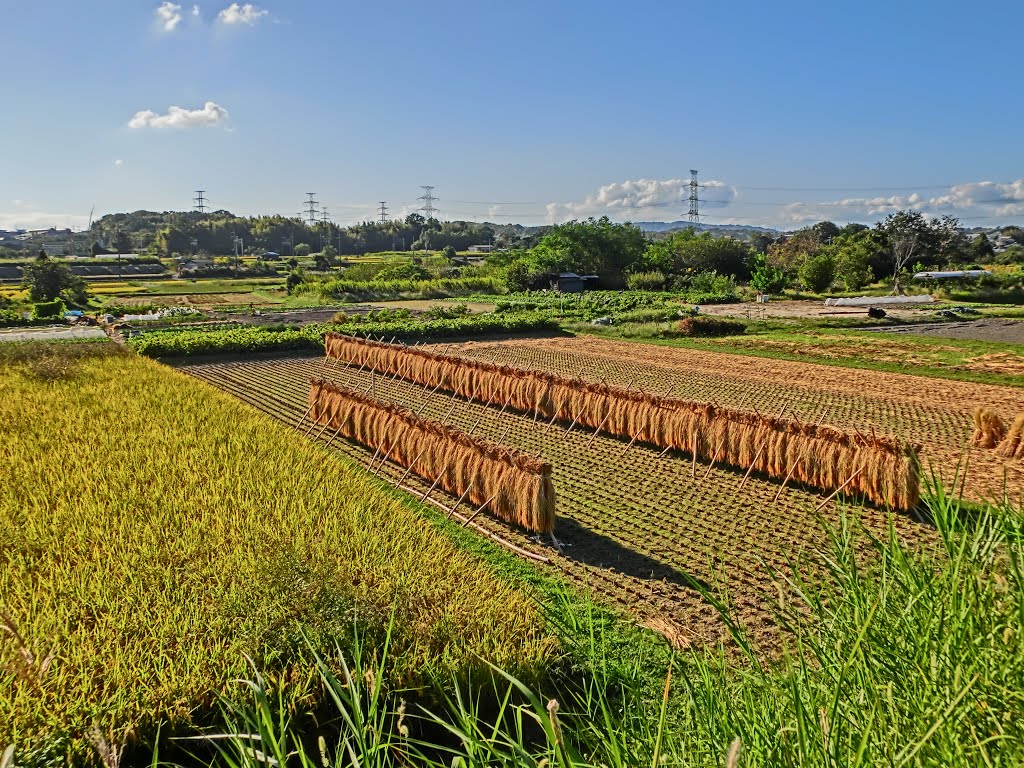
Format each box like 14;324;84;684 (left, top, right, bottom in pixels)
0;344;552;761
126;312;559;358
490;289;736;320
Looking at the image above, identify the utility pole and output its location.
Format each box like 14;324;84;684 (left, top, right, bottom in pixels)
687;171;701;225
193;190;208;214
418;186;438;221
304;193;319;227
378;201;389;226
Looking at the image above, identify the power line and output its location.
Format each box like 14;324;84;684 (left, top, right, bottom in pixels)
378;201;389;225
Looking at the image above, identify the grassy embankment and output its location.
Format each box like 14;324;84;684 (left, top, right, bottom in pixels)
0;341;556;762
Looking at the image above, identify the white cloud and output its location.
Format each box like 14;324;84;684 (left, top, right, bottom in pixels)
217;3;268;25
192;4;201;16
777;179;1024;226
114;159;124;167
155;2;183;32
546;178;736;223
0;211;90;231
127;101;229;129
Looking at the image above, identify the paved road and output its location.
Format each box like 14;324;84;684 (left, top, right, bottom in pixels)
0;326;108;342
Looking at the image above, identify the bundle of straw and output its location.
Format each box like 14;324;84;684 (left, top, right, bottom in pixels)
971;407;1007;449
308;378;556;533
995;414;1024;460
324;334;921;509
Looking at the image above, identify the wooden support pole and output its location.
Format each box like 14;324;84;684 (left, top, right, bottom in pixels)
618;427;646;457
586;410;613;446
739;442;768;490
446;484;474;519
814;466;865;513
396;447;427;486
703;443;724;480
293;403;315;431
462;494;498;527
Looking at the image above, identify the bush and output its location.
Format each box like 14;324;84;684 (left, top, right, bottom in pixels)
675;315;746;337
625;271;667;291
687;271;737;298
424;303;471;320
799;253;837;293
374;262;430;282
31;298;66;319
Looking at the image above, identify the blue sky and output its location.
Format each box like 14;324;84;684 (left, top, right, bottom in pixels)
2;0;1022;231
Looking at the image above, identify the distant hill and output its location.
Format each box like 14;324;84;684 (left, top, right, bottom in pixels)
635;221;780;236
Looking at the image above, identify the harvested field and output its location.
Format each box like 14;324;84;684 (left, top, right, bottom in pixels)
445;335;1024;504
182;352;934;651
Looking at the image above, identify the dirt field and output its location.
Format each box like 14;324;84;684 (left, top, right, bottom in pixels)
181;341;949;651
863;318;1024;344
698;299;933;321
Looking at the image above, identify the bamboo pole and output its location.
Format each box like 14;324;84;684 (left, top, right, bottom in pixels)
446;484;474;519
703;443;724;480
813;466;865;513
462;494;498;527
739;442;768;490
293;402;315;431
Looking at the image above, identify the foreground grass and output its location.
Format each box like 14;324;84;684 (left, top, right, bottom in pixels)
0;342;553;762
181;484;1024;767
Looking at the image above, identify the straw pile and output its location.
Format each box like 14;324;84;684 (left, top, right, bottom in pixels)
325;333;922;509
971;407;1007;449
308;378;556;533
995;414;1024;460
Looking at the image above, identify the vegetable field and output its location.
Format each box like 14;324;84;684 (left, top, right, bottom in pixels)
182;342;940;650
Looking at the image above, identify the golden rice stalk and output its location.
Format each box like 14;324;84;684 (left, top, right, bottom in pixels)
309;378;556;533
323;333;921;509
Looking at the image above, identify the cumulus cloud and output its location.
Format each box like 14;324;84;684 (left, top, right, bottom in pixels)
546;178;736;223
127;101;229;129
217;3;268;25
192;4;201;16
155;2;183;31
114;159;124;167
0;210;90;231
777;179;1024;225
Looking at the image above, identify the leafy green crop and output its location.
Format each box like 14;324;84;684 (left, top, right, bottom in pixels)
127;313;559;358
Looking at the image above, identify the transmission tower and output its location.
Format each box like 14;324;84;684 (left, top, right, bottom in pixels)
418;186;438;220
193;190;208;214
687;171;701;225
304;193;319;226
378;202;389;225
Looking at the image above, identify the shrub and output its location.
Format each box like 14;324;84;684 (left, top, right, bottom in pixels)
687;271;737;298
31;298;66;319
374;262;430;282
424;303;471;320
625;271;667;291
675;315;746;337
799;252;837;293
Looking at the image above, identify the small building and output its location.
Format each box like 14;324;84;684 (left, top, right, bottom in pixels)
467;244;494;253
550;272;599;293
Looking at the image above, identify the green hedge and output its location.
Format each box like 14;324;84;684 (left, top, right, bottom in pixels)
127;313;559;358
298;276;502;302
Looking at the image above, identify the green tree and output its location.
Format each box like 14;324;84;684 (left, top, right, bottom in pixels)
285;268;304;294
827;230;878;291
810;220;841;244
293;243;312;257
441;245;458;260
642;230;753;281
530;217;647;287
970;233;995;261
749;252;788;294
799;252;836;293
22;255;88;304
